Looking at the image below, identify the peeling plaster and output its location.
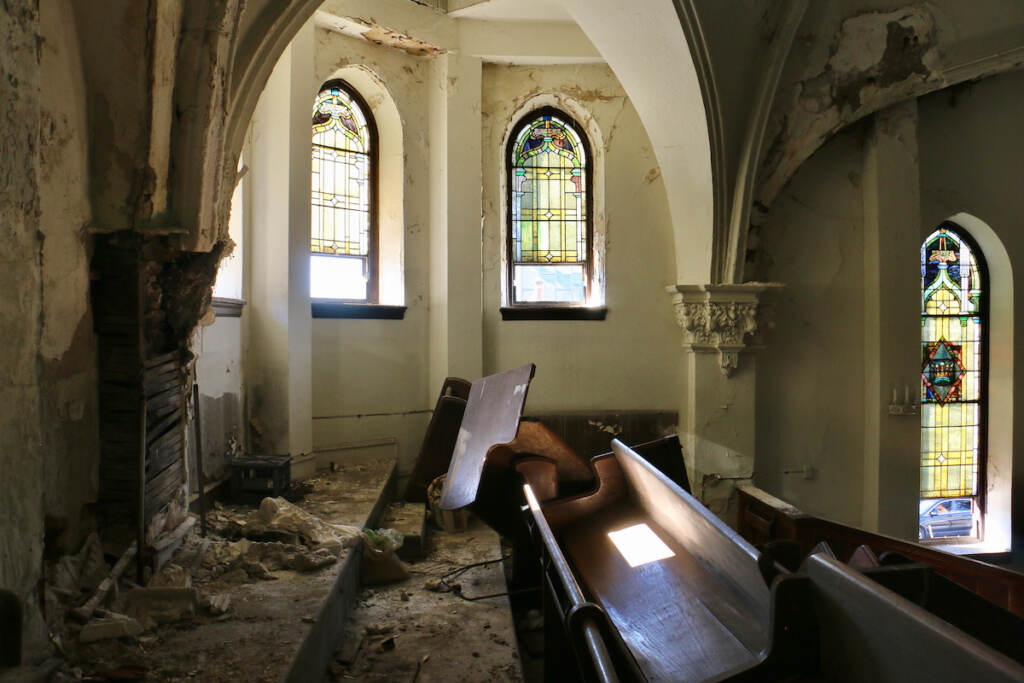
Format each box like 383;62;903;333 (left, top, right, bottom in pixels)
749;7;942;278
316;13;445;57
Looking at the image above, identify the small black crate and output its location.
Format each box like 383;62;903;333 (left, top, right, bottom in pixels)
227;454;291;504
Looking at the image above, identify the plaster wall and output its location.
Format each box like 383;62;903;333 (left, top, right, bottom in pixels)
247;46;300;455
757;69;1024;544
481;63;683;413
194;317;244;483
755;126;866;527
557;0;713;284
311;30;434;476
38;0;100;549
0;0;46;658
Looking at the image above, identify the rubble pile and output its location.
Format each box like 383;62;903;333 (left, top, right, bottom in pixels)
41;493;362;661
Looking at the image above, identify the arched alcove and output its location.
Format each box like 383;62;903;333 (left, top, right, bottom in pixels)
941;212;1013;550
223;0;715;286
500;93;606;307
320;65;405;305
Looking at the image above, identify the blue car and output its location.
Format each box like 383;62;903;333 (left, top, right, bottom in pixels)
919;498;974;539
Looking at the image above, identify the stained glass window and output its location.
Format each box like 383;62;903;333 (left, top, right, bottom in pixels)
507;109;590;304
311;80;377;301
920;224;986;539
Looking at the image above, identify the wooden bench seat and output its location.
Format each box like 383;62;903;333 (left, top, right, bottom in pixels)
559;501;763;681
535;440;778;682
527;440;1024;681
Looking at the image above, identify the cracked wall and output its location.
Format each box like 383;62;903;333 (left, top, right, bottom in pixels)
755;125;867;526
748;7;941;281
755;68;1024;543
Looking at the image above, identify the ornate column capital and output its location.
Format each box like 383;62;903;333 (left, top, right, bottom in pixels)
667;283;783;376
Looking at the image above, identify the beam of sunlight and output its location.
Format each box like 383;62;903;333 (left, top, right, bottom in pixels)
608;523;675;568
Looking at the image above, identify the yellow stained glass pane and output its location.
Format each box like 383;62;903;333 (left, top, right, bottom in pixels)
920;226;983;500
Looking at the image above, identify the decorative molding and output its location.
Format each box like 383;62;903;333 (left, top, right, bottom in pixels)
211;296;246;318
668;283;782;376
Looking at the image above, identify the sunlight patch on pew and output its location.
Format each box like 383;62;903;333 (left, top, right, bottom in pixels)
608;523;675;568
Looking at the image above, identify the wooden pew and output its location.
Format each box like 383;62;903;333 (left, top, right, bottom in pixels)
403;376;471;502
530;440;803;681
436;364;600;539
527;441;1024;681
736;485;1024;617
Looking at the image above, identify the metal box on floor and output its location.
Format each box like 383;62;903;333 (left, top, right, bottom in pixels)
227;454;291;504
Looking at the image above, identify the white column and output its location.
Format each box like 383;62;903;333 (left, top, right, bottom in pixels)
428;53;483;396
671;283;778;524
245;22;314;464
861;100;921;539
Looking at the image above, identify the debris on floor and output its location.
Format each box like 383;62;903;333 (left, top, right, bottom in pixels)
38;459;394;683
329;517;523;683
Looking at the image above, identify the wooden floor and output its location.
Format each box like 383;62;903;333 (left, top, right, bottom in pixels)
560;503;765;682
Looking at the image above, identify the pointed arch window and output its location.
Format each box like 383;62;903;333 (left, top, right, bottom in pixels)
506;108;592;306
310;80;378;302
919;223;987;539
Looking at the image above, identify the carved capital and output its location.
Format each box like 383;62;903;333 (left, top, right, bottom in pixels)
668;283;782;377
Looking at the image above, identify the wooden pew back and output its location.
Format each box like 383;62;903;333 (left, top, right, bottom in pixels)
611;439;772;653
803;552;1024;681
737;485;1024;617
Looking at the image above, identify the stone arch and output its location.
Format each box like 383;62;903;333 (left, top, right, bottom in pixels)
558;0;718;285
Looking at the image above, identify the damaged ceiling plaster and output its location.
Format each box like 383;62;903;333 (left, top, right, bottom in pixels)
744;5;1024;279
314;11;447;56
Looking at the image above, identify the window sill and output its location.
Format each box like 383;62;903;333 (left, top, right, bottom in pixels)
311;302;407;319
500;306;607;321
212;297;246;318
919;537;1011;558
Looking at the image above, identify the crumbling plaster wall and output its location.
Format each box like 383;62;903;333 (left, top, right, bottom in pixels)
481;64;683;414
747;2;1024;279
0;0;46;659
310;28;432;476
69;1;161;231
38;0;100;553
754;126;866;526
193;318;243;484
756;68;1024;542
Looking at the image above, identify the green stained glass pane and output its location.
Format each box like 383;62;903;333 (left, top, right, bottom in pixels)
507;111;589;301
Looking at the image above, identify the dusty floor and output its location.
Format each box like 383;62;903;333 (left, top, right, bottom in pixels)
55;459;394;683
329;517;523;683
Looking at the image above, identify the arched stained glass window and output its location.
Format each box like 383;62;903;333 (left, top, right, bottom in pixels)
311;80;377;301
507;108;591;305
919;223;986;539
